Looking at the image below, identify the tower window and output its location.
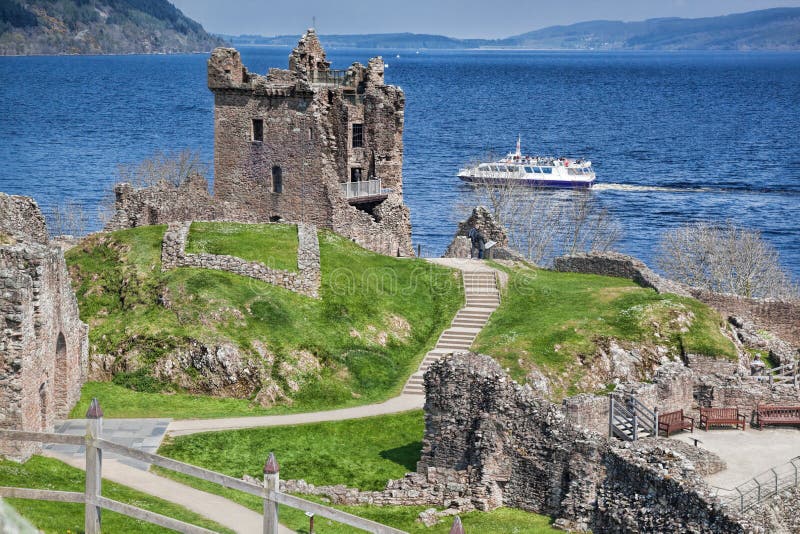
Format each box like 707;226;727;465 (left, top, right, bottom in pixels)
352;123;363;148
252;119;264;142
272;166;283;193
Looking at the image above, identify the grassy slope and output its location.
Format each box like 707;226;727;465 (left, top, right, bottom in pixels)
156;411;557;534
66;225;463;418
0;456;232;534
185;222;299;271
475;263;737;397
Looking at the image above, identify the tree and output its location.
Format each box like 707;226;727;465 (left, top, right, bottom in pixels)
656;221;798;299
47;199;90;237
116;148;207;189
463;175;621;265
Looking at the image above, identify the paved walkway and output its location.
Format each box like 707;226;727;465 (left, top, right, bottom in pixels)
45;418;170;470
671;427;800;489
44;451;292;534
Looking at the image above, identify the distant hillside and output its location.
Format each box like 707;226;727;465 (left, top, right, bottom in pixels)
0;0;225;55
223;32;490;50
501;8;800;50
224;8;800;51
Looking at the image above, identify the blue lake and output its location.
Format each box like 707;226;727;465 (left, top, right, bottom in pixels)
1;48;799;277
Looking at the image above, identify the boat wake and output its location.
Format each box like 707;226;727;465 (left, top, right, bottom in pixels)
593;183;712;193
594;183;800;196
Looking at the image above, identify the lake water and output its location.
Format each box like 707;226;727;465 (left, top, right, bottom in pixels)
1;48;799;277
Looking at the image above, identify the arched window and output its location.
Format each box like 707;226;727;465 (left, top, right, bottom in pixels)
272;166;283;193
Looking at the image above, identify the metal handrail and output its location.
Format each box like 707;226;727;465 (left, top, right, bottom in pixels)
719;456;800;512
341;179;383;199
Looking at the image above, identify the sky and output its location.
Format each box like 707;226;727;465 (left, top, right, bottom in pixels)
170;0;800;39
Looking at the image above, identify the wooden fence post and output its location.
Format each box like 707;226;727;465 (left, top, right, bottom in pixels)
263;452;280;534
85;398;103;534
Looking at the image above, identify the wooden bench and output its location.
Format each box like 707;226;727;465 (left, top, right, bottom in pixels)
699;407;746;430
754;405;800;429
658;409;694;436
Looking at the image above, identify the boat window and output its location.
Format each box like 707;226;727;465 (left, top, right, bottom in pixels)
524;167;533;173
542;167;553;174
532;167;541;173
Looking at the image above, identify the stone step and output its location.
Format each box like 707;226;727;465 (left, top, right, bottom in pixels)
437;343;473;350
439;333;475;341
451;320;486;327
403;387;425;395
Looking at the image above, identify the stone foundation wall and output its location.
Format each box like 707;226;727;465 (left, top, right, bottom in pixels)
685;354;742;377
0;194;89;460
161;221;321;298
420;353;745;532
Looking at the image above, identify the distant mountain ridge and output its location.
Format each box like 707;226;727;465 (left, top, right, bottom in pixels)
0;0;225;55
224;8;800;51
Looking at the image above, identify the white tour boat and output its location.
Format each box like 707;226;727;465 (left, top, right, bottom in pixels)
458;137;596;189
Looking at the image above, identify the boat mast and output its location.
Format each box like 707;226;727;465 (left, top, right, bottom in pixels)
516;134;521;157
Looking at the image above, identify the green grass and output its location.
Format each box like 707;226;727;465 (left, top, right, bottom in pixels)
0;456;232;534
185;222;299;271
66;226;463;418
155;410;556;533
158;410;424;490
475;263;737;398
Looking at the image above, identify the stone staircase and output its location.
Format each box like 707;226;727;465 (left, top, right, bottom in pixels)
403;268;501;395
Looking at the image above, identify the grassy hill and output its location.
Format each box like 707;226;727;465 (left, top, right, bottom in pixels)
65;223;463;417
474;262;737;398
0;0;225;55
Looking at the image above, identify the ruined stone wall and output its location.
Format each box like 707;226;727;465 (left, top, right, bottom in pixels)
161;221;321;298
420;353;745;532
690;289;800;346
442;206;525;261
0;194;48;244
695;375;800;422
553;252;800;346
0;195;88;460
104;175;223;231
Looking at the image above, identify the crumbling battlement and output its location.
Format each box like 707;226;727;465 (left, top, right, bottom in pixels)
106;30;412;258
0;193;88;460
420;353;747;533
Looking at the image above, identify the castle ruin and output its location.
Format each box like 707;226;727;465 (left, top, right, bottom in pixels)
109;29;413;257
0;193;88;460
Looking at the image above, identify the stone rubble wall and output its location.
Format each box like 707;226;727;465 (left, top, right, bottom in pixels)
442;206;525;261
0;195;89;460
418;353;746;533
0;193;48;244
553;252;800;346
161;221;321;298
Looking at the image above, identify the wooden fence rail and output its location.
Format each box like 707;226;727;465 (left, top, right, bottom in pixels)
0;397;444;534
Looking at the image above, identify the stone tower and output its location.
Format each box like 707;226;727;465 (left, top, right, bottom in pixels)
207;29;412;256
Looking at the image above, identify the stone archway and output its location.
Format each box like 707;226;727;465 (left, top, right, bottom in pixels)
53;332;67;416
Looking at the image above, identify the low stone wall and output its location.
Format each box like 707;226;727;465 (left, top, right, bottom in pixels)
552;252;800;346
161;221;321;298
685;354;742;377
695;374;800;422
553;252;692;297
420;353;745;532
0;193;48;244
